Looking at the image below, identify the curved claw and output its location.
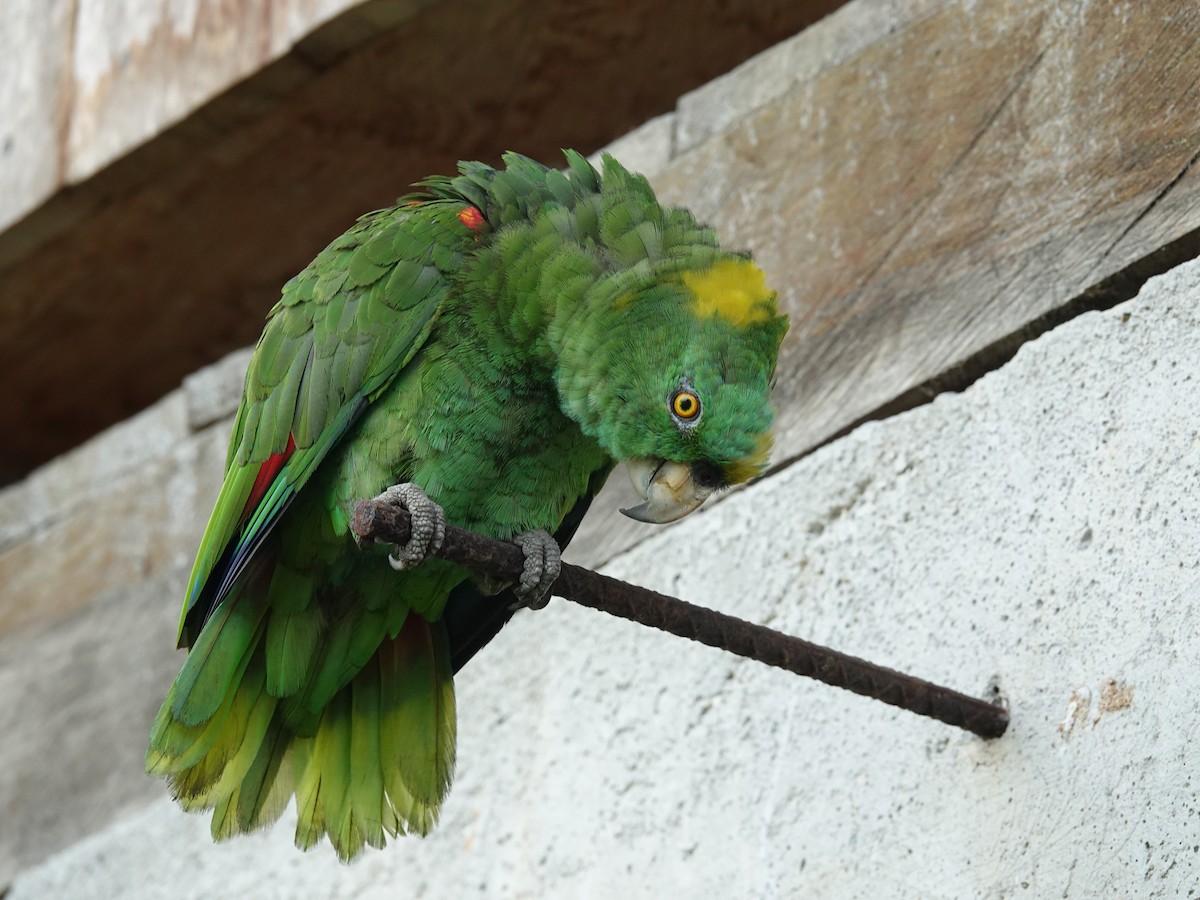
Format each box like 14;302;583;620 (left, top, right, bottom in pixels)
367;483;446;571
510;529;561;610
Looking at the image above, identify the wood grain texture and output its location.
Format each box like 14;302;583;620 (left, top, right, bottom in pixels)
567;0;1200;568
0;0;378;236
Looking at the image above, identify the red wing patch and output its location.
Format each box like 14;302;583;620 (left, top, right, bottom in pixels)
241;433;297;523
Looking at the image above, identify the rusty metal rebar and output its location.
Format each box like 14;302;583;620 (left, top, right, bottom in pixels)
351;498;1009;739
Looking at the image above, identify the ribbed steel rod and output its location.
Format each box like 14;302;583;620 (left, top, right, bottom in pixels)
351;498;1009;739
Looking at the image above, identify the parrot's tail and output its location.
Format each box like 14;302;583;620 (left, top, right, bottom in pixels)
146;610;456;861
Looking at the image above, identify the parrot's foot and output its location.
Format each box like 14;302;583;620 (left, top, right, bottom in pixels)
510;530;561;610
368;483;446;571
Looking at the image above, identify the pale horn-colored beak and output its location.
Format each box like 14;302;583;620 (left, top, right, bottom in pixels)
620;458;716;524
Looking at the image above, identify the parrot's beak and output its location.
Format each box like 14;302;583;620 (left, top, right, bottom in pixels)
620;458;715;523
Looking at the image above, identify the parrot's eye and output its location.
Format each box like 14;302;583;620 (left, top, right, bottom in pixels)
670;389;701;422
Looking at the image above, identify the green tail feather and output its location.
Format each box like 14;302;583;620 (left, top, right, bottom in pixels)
150;599;456;861
188;657;277;808
347;658;394;850
170;580;269;728
281;603;388;733
295;689;355;857
379;616;456;834
147;610;265;780
291;732;323;851
211;716;292;840
264;600;324;696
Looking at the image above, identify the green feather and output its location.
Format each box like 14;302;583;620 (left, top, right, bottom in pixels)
239;726;294;833
296;345;332;446
186;654;275;809
147;633;265;800
291;733;323;851
379;617;455;833
349;659;390;848
263;601;323;697
210;715;289;842
347;245;388;288
321;693;357;860
294;606;387;722
169;588;267;727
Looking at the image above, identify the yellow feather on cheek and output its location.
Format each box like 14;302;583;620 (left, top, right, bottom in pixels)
723;431;775;485
682;259;776;327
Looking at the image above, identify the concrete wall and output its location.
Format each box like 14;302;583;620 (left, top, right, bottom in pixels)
10;220;1200;900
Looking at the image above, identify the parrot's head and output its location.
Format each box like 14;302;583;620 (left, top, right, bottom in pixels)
558;251;789;524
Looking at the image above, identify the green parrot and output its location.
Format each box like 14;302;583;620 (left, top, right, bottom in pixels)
147;150;788;860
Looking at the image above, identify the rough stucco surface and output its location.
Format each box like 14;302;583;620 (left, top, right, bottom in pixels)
11;248;1200;898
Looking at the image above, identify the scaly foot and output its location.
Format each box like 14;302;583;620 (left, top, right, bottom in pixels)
510;529;561;610
363;483;446;571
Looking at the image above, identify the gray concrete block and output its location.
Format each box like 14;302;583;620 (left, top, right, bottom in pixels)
25;390;190;530
183;346;253;431
11;229;1200;899
0;569;189;889
0;421;228;884
0;476;37;554
0;390;193;594
590;113;677;180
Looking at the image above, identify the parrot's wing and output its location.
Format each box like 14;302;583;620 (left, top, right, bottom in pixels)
178;204;466;646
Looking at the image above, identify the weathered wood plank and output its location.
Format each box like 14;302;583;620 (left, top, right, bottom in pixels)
0;0;75;238
568;0;1200;567
1;0;375;234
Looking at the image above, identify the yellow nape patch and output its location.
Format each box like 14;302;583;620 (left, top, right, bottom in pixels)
724;431;774;485
682;259;776;327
